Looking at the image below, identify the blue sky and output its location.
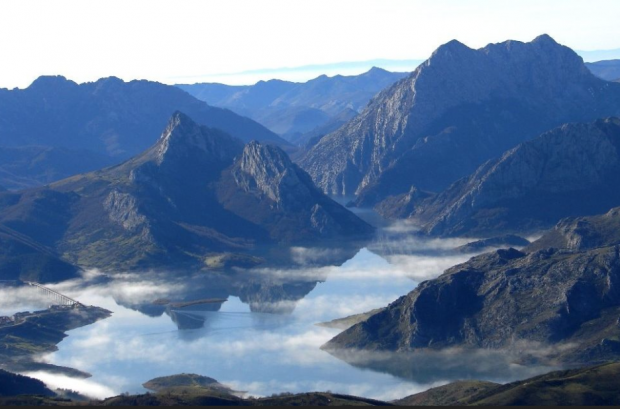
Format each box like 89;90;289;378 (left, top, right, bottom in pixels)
1;0;619;88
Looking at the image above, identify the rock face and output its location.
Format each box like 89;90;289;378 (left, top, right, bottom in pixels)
395;118;620;237
217;142;373;241
526;208;620;253
0;76;287;161
300;35;620;205
178;67;409;144
0;113;371;275
324;210;620;366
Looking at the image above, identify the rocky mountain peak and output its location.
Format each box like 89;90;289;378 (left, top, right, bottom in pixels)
532;33;560;46
300;35;618;201
234;141;311;204
153;112;243;166
430;39;473;58
27;76;79;93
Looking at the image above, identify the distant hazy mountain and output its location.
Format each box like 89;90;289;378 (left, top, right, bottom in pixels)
586;60;620;81
387;118;620;237
0;113;371;276
0;146;114;190
177;68;408;143
300;35;620;206
0;76;287;160
325;209;620;366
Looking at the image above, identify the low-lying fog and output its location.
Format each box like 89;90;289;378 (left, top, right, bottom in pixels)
0;224;547;401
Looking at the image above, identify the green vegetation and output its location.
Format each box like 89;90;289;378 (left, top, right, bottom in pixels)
395;381;499;406
0;370;54;397
0;305;111;375
316;308;385;330
143;374;232;394
396;363;620;406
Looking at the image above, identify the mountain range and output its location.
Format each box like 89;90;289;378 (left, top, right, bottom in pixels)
381;118;620;237
0;112;371;281
586;59;620;81
324;208;620;366
0;76;288;189
299;35;620;209
0;146;114;190
178;67;408;145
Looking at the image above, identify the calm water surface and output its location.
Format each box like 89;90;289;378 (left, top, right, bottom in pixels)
0;226;548;401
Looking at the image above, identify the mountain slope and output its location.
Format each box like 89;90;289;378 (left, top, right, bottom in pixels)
178;68;408;143
0;76;287;161
394;380;499;406
300;35;620;205
394;118;620;237
586;59;620;81
464;363;620;406
324;209;620;366
0;146;114;190
0;370;55;397
0;113;371;275
397;363;620;406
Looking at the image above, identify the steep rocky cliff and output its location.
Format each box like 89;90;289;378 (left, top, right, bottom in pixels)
394;118;620;237
217;142;373;241
300;35;620;205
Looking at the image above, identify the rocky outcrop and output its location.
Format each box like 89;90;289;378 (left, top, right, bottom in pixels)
0;113;371;275
526;207;620;252
300;35;620;205
217;141;374;242
324;211;620;366
392;118;620;237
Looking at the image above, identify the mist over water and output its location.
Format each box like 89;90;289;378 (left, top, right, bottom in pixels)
0;224;546;401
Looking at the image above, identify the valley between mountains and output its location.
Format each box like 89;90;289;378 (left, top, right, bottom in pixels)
2;33;620;406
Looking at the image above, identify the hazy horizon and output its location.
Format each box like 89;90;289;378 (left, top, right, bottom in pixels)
2;0;620;89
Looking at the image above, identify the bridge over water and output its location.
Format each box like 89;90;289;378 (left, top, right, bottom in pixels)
25;281;82;307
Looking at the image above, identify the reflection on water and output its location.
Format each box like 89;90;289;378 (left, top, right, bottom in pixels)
0;226;549;401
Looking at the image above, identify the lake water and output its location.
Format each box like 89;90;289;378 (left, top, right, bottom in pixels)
0;224;552;401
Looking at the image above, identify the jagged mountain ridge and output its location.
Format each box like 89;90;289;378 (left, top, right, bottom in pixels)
324;209;620;366
300;35;620;206
0;113;372;275
178;67;408;143
389;118;620;237
0;76;288;160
